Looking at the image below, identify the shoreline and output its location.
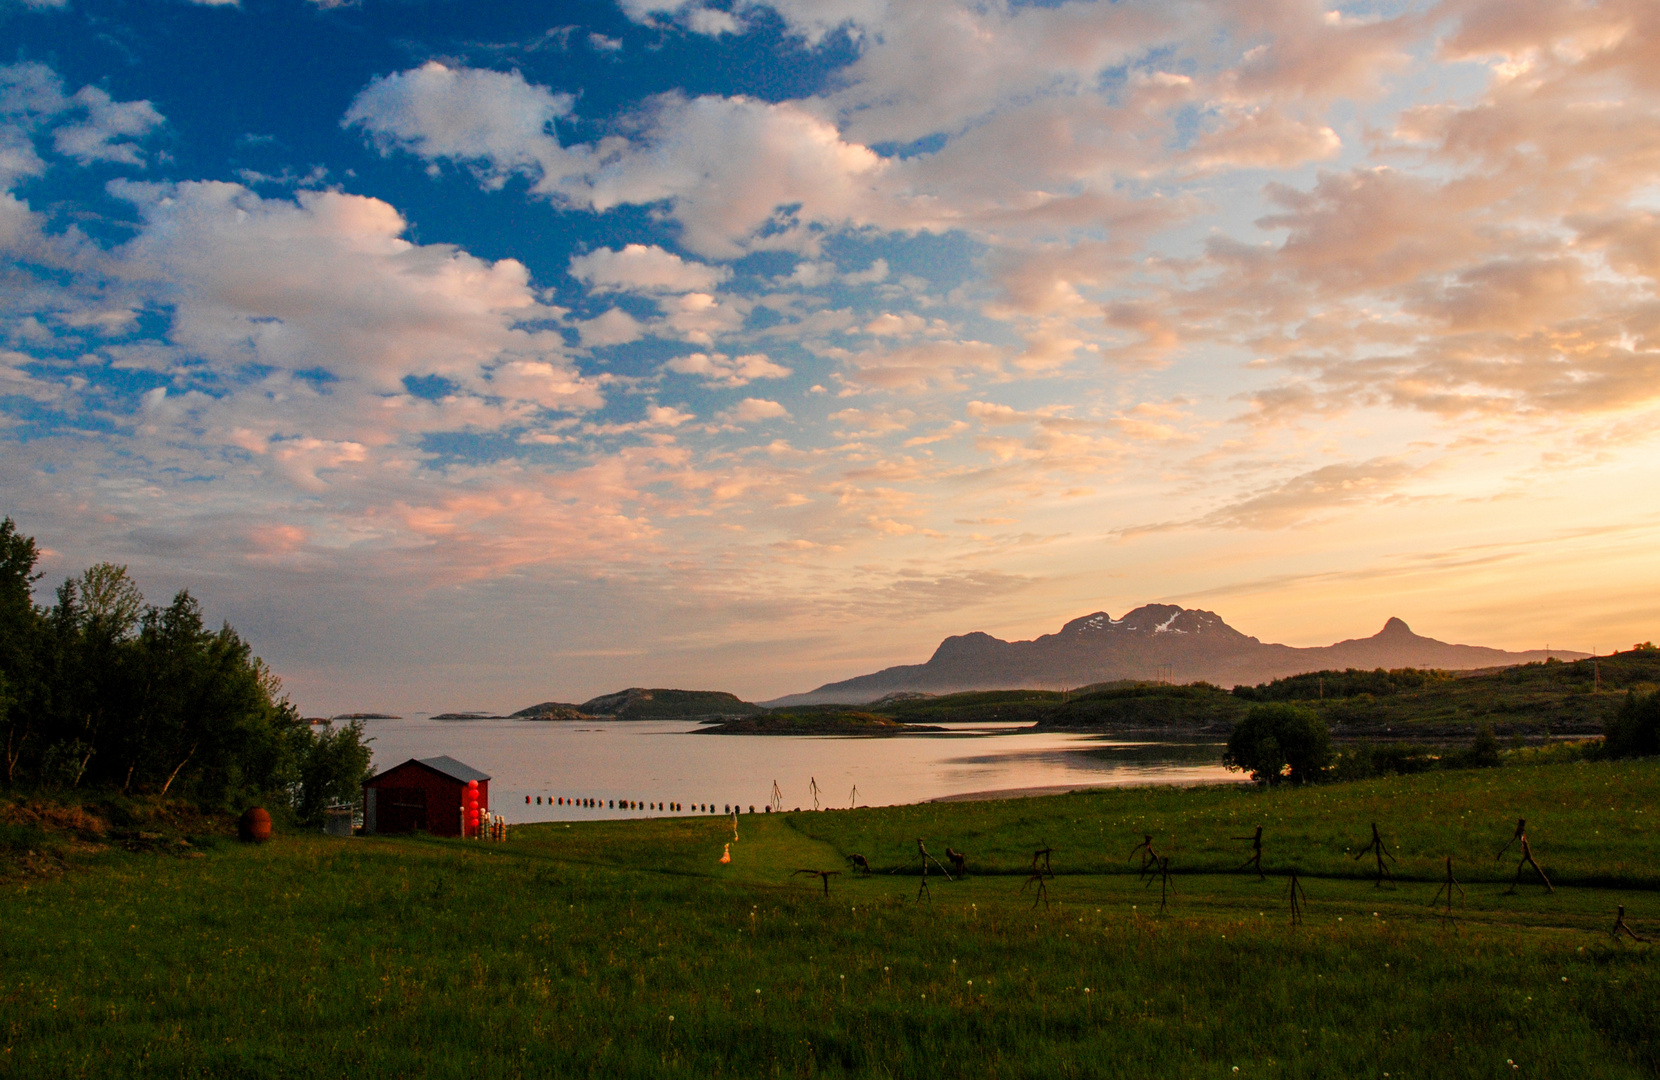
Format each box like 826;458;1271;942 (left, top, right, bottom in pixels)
929;775;1248;803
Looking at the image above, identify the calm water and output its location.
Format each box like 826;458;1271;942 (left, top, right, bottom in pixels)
359;718;1243;824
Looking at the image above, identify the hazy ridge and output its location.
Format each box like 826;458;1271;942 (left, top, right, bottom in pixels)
763;605;1583;707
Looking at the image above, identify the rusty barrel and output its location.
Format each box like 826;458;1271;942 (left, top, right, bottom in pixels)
238;806;272;843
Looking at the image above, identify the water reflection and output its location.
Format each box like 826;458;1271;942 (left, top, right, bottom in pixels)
360;718;1244;824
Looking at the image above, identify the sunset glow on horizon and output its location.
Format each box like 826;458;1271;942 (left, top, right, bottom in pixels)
1;0;1657;713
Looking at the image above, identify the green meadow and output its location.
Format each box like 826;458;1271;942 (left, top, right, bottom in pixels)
3;759;1657;1079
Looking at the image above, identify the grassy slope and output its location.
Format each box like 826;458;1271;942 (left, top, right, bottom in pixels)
1;762;1656;1079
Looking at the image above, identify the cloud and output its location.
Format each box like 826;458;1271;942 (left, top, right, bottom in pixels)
828;406;916;436
344;62;588;192
569;243;730;294
583;93;890;257
618;0;742;35
813;0;1177;144
0;62;164;184
723;397;790;423
654;291;746;344
863;311;940;337
1185;106;1340;171
574;307;645;347
1194;458;1424;530
350;67;898;258
51;86;165;166
107;180;598;413
663;351;792;387
826;339;1007;391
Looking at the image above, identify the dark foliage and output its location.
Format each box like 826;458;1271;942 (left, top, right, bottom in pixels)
1232;667;1454;702
0;517;372;815
1603;690;1660;759
1223;703;1332;784
295;719;375;825
1463;722;1502;767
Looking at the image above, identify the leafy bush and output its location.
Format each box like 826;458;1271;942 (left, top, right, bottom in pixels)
1603;689;1660;759
1222;703;1332;784
1329;742;1443;781
1457;723;1502;768
294;720;375;826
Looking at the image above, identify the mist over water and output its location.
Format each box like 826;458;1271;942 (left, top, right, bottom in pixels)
360;718;1243;824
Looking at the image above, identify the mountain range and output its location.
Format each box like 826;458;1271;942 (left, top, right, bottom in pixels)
763;605;1584;707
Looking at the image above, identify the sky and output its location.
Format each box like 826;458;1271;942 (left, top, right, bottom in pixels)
1;0;1657;714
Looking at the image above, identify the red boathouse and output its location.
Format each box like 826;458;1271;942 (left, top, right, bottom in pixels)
361;755;490;837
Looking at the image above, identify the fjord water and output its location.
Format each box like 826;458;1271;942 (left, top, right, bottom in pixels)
361;718;1241;823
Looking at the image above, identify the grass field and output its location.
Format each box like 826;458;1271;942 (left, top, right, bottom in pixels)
3;760;1657;1078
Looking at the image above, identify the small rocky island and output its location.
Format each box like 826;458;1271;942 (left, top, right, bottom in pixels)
695;711;943;736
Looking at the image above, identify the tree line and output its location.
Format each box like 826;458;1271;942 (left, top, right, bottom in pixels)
1225;691;1660;786
0;518;370;821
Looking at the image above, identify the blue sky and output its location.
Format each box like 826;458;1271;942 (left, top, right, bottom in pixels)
2;0;1658;713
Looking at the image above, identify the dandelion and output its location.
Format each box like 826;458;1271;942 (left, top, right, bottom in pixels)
668;1016;674;1022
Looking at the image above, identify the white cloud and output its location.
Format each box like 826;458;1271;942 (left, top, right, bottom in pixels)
575;307;645;347
52;86;165;166
663;351;792;387
646;404;694;426
343;62;588;192
724;397;790;423
568;243;730;294
0;62;68;122
618;0;741;35
812;0;1177;144
1185;106;1341;171
583;94;891;257
655;291;745;345
0;62;163;183
108;180;598;413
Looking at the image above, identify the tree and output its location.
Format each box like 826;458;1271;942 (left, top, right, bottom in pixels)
1223;703;1332;784
1604;690;1660;759
0;518;334;813
1462;722;1502;768
294;719;374;826
0;517;43;784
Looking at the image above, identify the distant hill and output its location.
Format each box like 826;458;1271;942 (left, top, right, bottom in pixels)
568;688;762;720
833;649;1660;739
697;711;941;736
765;606;1584;706
510;702;594;721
